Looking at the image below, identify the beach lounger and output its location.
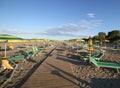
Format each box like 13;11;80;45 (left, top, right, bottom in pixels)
77;49;88;53
111;46;118;50
32;46;39;57
17;50;36;62
83;51;104;61
90;57;120;73
39;47;46;51
1;59;14;69
91;51;104;60
0;59;18;87
25;50;33;58
83;55;90;61
9;54;25;61
25;50;33;55
33;46;44;56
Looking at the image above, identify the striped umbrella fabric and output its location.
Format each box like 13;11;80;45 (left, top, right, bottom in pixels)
88;37;93;57
88;38;93;51
0;35;23;42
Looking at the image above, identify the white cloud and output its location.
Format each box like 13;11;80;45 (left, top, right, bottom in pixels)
0;20;102;39
87;13;95;18
0;29;35;38
36;20;102;38
1;29;33;34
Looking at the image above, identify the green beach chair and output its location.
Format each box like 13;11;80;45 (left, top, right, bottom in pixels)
32;46;39;57
25;50;33;55
90;57;120;73
39;47;46;51
35;46;45;54
83;55;90;61
9;54;25;61
91;51;104;60
8;50;34;62
83;51;104;61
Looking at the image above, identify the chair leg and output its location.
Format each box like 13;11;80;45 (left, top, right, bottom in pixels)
117;68;119;73
1;64;18;87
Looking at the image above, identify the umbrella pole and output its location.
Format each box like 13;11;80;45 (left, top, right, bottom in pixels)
77;43;78;55
5;43;6;58
89;50;91;57
89;50;91;63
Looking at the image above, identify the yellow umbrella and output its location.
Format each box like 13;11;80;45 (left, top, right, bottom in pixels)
88;37;93;56
76;39;83;42
103;39;110;43
88;38;93;50
102;39;109;49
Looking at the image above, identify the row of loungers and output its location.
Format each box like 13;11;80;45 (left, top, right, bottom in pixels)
0;46;46;87
68;43;120;73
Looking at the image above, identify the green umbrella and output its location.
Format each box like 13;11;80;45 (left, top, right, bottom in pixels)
0;34;23;57
0;34;23;41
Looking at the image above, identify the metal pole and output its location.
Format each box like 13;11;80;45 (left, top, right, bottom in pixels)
5;43;6;57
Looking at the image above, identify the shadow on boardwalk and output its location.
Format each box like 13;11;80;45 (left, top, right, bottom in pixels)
56;56;85;65
46;62;90;88
14;48;55;88
56;53;89;66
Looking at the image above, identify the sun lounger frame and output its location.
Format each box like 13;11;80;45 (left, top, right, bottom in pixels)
90;57;120;73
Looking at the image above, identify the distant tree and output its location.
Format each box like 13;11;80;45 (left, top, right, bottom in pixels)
107;30;120;42
98;32;106;41
92;35;99;41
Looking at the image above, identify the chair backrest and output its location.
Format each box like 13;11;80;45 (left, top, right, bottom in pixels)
90;57;98;66
33;46;39;53
25;50;33;54
1;60;13;69
35;46;38;52
97;52;103;58
32;46;36;53
92;51;104;59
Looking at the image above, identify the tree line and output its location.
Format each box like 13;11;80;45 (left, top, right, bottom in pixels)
92;30;120;44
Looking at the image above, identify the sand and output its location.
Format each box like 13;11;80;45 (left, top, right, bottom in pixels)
0;42;120;88
67;43;120;88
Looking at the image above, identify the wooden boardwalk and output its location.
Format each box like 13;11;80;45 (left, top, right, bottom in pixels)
20;44;78;88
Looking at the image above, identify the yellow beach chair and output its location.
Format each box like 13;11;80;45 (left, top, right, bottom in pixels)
0;59;18;87
1;59;14;69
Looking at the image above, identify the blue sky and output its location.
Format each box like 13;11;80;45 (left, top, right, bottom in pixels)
0;0;120;40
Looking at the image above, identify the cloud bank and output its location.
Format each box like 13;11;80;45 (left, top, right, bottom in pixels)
36;20;102;38
0;20;102;39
